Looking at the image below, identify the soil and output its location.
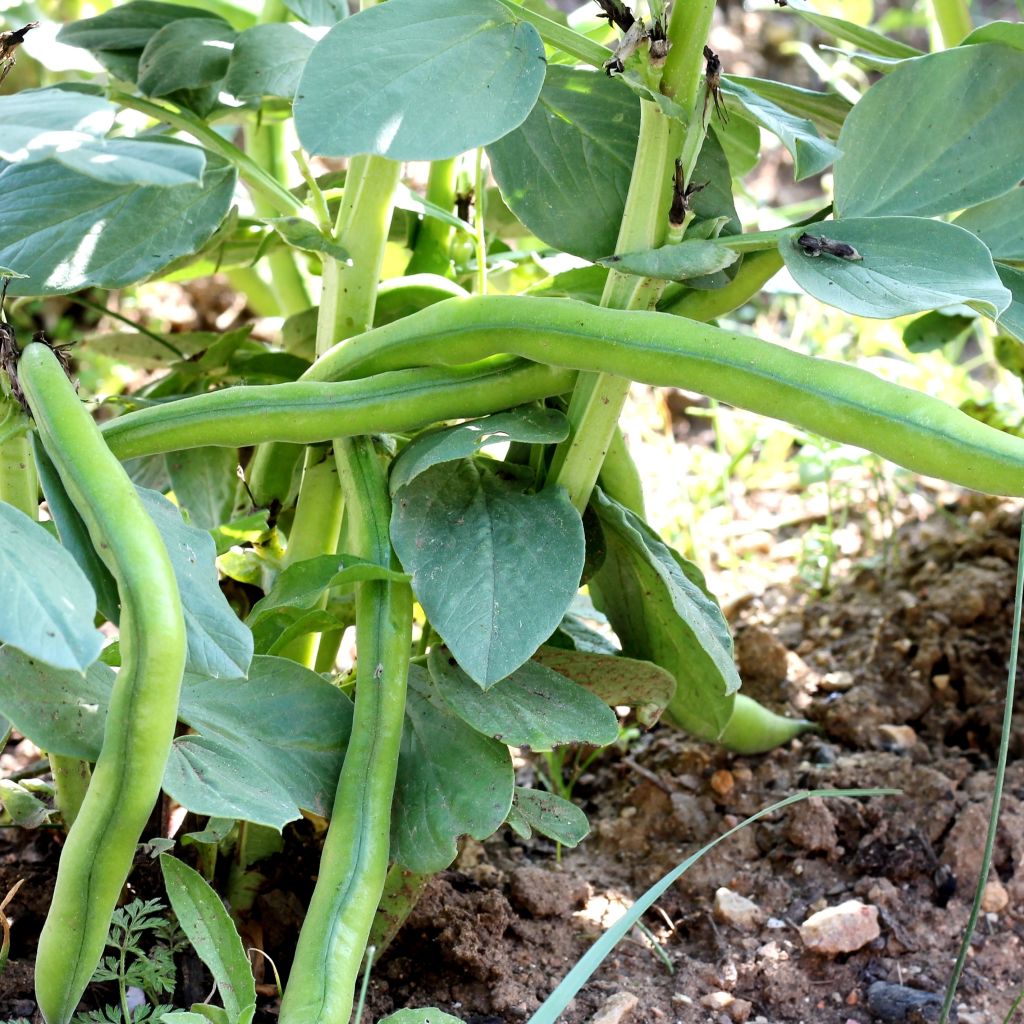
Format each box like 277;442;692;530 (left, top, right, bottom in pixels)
3;496;1024;1024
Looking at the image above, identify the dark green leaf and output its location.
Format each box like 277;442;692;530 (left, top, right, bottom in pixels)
724;74;851;137
711;116;761;178
597;240;738;282
954;187;1024;261
960;21;1024;50
1;147;236;298
532;645;676;727
294;0;545;160
428;647;618;750
137;487;254;678
781;217;1010;319
159;856;255;1022
508;787;589;847
265;216;349;262
391;461;585;687
0;780;52;828
58;2;226;54
137;18;237;98
375;275;469;327
526;266;609;304
834;44;1024;218
284;0;348;26
994;334;1024;379
783;2;923;58
0;502;103;671
996;263;1024;343
902;310;974;353
487;65;640;261
591;491;738;742
166;447;238;531
390;406;569;493
79;330;214;370
720;78;839;181
224;23;316;99
391;667;513;873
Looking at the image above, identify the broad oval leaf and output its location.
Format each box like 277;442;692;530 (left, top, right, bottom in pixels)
487;64;640;261
166;446;239;531
165;657;354;829
224;23;318;100
996;263;1024;343
783;1;923;59
137;18;237;97
285;0;349;27
160;856;256;1022
392;667;513;873
1;146;236;297
961;21;1024;51
781;217;1010;319
428;646;618;751
597;240;738;282
834;44;1024;218
58;2;226;54
378;1011;465;1024
0;88;113;163
506;786;589;848
954;187;1024;261
390;460;585;687
294;0;545;160
389;405;569;494
590;491;739;742
0;502;103;671
724;74;852;138
137;487;254;678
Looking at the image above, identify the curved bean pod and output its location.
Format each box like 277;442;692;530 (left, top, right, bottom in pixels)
101;359;575;461
19;343;186;1024
301;295;1024;497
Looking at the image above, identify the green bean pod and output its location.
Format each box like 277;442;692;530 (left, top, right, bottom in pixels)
278;437;412;1024
19;343;186;1024
303;295;1024;498
101;358;575;461
707;695;815;755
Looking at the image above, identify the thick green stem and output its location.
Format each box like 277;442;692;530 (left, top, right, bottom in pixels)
928;0;972;48
278;440;412;1024
406;157;457;277
50;757;91;828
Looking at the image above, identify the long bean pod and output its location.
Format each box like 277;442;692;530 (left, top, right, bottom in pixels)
18;342;186;1024
278;437;412;1024
302;296;1024;497
101;358;574;461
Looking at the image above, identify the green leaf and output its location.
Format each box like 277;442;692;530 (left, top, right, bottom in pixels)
265;216;350;262
961;21;1024;51
58;2;226;55
724;74;852;137
954;187;1024;261
781;217;1010;319
224;23;317;100
166;447;238;531
428;647;618;750
507;787;589;847
285;0;348;26
0;780;52;828
159;856;255;1022
392;667;513;873
0;146;236;298
378;1010;465;1024
32;435;121;624
294;0;545;160
487;64;639;261
0;502;103;671
253;607;350;657
711;115;761;178
137;487;254;678
996;263;1024;343
165;657;353;828
375;275;469;327
0;646;112;759
902;310;974;353
783;1;923;58
391;461;585;687
720;78;839;181
137;18;237;98
527;266;609;304
597;240;738;282
834;44;1024;218
531;645;676;726
390;406;569;493
247;553;406;628
590;490;739;742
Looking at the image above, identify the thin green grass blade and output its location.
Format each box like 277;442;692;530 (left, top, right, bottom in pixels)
528;786;898;1024
940;513;1024;1024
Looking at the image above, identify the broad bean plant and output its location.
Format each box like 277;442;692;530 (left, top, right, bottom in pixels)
0;0;1023;1021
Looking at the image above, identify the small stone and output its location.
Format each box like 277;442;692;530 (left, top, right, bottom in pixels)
820;670;854;692
728;998;753;1023
700;992;734;1010
588;991;639;1024
981;879;1009;913
714;887;765;931
878;724;917;750
867;981;946;1022
932;673;951;691
710;769;735;797
799;900;880;954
